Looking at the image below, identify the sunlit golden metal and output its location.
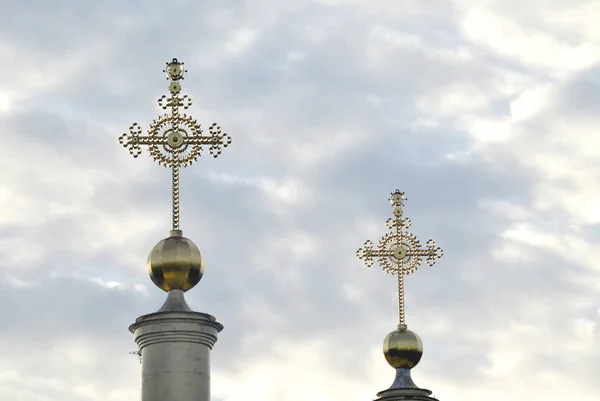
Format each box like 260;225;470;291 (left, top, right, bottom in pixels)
118;58;232;231
356;190;443;325
383;324;423;369
147;230;204;292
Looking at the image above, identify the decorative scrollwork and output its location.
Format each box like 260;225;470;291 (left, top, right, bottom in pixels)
146;114;203;168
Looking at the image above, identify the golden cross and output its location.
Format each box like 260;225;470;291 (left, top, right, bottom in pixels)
356;190;443;325
118;58;232;231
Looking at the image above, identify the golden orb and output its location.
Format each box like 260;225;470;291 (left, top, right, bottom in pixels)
147;230;204;292
383;324;423;369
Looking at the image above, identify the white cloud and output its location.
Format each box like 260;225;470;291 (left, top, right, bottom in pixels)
417;83;489;116
509;83;554;121
226;29;260;54
460;4;600;75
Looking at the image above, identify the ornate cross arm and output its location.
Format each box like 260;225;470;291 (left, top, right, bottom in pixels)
118;121;232;163
118;59;232;231
356;190;444;325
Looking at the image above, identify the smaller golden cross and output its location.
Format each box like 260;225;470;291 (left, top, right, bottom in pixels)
118;58;232;231
356;190;443;325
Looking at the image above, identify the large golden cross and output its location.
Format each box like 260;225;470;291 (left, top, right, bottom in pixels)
118;58;232;231
356;190;443;325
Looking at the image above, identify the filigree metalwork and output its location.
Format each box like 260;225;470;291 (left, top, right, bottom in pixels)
118;58;232;230
356;190;443;325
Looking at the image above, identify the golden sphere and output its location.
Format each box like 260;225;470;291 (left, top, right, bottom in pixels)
147;230;204;292
383;324;423;369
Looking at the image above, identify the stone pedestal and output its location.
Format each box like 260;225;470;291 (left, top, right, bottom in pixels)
130;290;223;401
376;387;439;401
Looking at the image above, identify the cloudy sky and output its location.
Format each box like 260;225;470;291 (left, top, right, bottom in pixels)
1;0;600;400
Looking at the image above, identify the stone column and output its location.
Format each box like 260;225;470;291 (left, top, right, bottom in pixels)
130;290;223;401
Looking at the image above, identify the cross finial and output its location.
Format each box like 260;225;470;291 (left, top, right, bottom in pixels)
118;59;232;231
356;190;443;325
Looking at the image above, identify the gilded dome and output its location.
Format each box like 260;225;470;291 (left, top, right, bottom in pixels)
383;324;423;369
147;230;204;292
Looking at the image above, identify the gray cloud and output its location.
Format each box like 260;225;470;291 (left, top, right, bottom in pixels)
0;1;599;401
